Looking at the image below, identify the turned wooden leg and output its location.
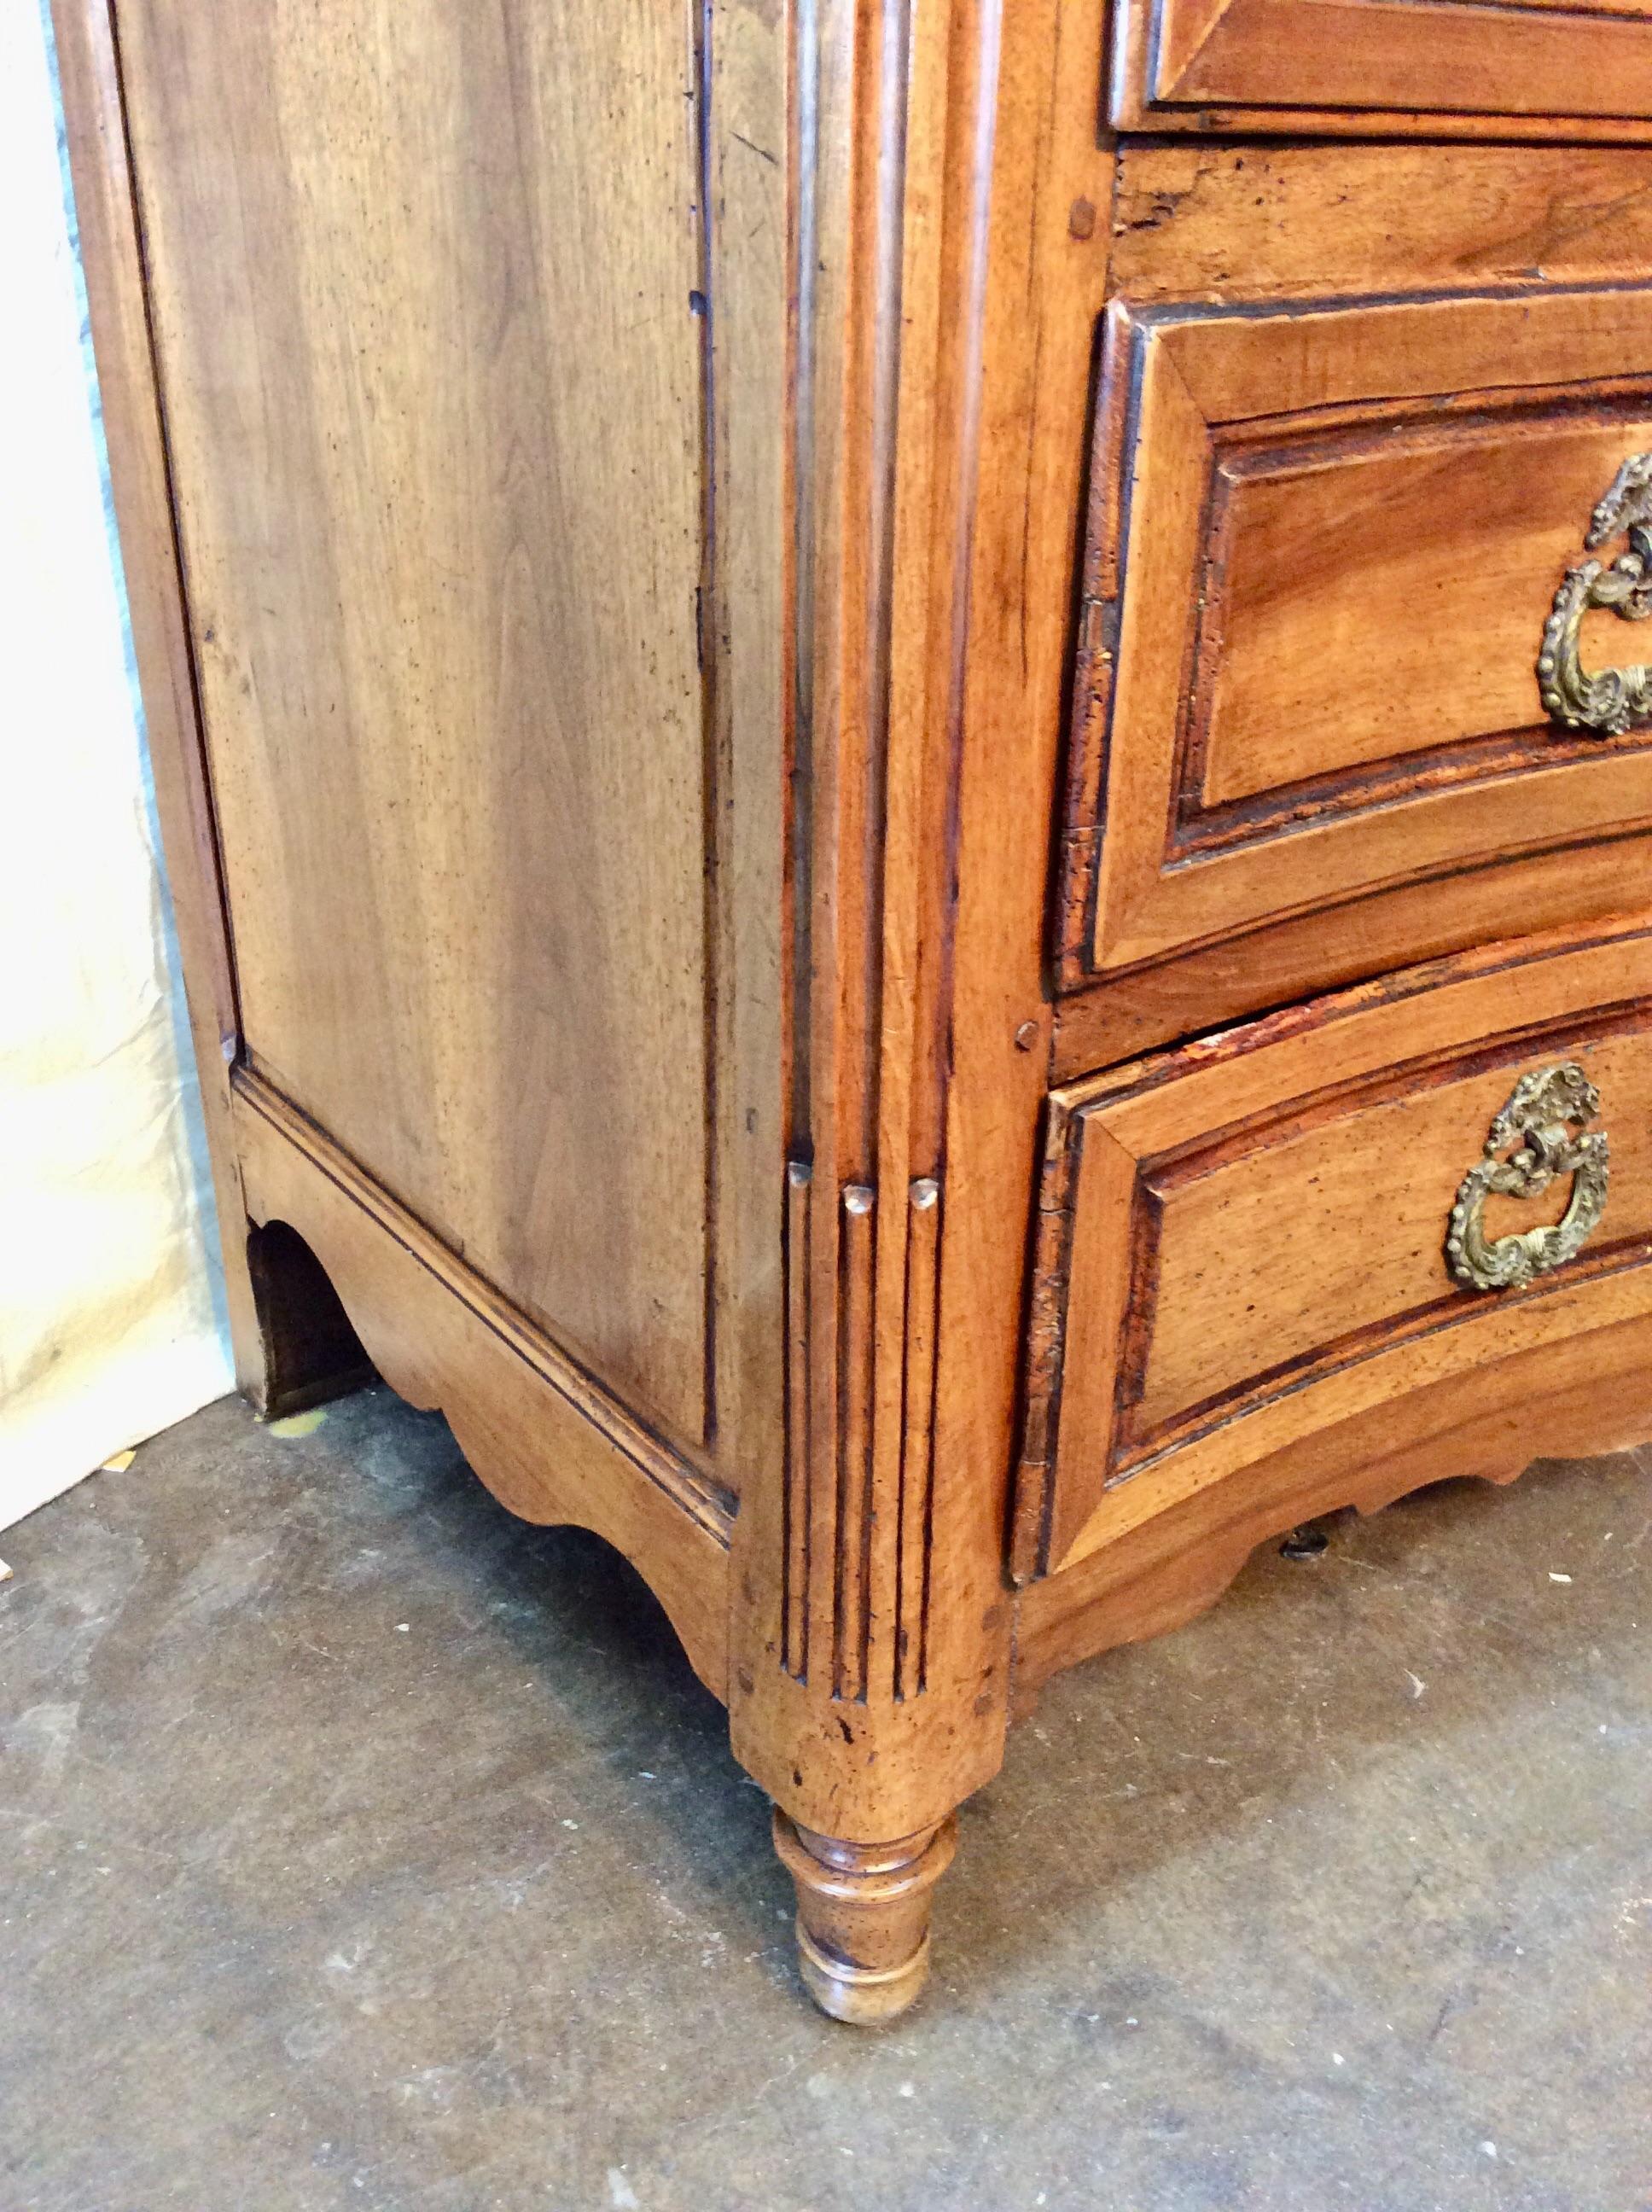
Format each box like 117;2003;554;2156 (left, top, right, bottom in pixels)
772;1810;958;2025
730;1165;1010;2030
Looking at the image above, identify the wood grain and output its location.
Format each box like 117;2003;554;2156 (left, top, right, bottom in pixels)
1126;1023;1651;1438
1110;143;1652;305
61;0;793;1703
114;0;715;1448
1195;412;1652;809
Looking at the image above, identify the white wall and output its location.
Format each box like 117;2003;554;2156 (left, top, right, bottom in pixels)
0;0;233;1528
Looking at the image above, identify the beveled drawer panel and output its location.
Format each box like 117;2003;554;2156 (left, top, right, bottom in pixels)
1056;285;1652;1021
1112;0;1652;137
1020;919;1652;1579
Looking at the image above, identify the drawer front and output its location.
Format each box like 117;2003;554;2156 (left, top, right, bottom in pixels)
1112;0;1652;137
1057;286;1652;1020
1021;922;1652;1576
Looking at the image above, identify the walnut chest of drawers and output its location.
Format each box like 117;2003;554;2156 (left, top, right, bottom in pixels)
57;0;1652;2021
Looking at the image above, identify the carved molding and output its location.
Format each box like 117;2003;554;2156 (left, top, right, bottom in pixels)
782;1167;943;1704
1054;291;1652;995
728;0;1013;1840
1015;934;1652;1583
1109;0;1652;138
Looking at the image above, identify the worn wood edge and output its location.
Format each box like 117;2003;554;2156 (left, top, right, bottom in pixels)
1053;856;1652;1080
1105;148;1652;332
1079;797;1652;1007
1009;1097;1079;1585
1058;906;1652;1121
1111;108;1652;147
1011;1299;1652;1708
231;1071;732;1698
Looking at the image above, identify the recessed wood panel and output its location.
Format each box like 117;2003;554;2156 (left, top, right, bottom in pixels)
117;0;714;1445
1114;0;1652;135
1028;921;1652;1576
1198;411;1652;808
1058;287;1652;991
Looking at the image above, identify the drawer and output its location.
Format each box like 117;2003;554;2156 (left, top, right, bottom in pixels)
1019;919;1652;1579
1056;284;1652;1043
1111;0;1652;137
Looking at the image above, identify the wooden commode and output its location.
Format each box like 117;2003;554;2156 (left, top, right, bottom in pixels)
55;0;1652;2022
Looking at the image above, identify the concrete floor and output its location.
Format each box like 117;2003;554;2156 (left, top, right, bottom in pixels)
2;1387;1649;2212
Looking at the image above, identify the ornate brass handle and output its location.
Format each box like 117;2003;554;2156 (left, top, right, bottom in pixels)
1539;454;1652;736
1446;1063;1608;1293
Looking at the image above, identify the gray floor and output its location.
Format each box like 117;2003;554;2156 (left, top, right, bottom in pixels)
3;1387;1649;2212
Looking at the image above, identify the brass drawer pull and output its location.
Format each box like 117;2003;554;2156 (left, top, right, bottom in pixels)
1447;1063;1608;1293
1539;455;1652;736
